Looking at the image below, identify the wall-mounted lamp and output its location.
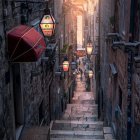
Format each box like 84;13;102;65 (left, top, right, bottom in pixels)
86;38;93;55
62;57;77;72
88;70;93;78
40;14;55;37
63;60;69;72
40;2;55;37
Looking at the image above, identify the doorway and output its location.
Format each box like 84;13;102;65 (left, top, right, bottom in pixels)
12;64;24;129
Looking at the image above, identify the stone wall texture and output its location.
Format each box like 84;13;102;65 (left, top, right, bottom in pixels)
0;0;63;140
99;0;132;140
99;0;115;121
99;0;140;140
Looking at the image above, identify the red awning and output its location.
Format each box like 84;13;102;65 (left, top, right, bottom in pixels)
7;25;46;62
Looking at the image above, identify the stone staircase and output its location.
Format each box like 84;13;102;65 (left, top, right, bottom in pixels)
50;74;116;140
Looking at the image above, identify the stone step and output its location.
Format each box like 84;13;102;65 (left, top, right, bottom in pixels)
67;104;98;107
75;84;86;86
74;91;93;96
65;105;98;112
51;138;104;140
104;134;116;140
53;120;103;125
64;111;98;117
66;104;97;111
72;99;95;104
63;113;98;117
51;120;103;131
64;111;98;116
72;94;94;100
72;97;95;101
103;127;116;140
50;130;104;139
73;94;94;97
62;114;98;121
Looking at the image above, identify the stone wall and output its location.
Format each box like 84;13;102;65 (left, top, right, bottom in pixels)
108;47;128;139
0;0;58;140
99;0;131;140
22;62;53;126
0;0;15;139
99;0;115;121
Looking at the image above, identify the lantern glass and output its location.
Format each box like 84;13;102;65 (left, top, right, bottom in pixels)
88;70;93;78
63;61;69;72
86;42;93;55
40;15;55;37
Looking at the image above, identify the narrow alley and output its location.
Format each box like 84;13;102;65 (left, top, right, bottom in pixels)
50;73;115;140
0;0;140;140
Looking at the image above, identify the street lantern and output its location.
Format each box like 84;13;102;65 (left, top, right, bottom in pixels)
71;61;77;70
88;70;93;78
63;61;69;72
40;14;55;37
86;42;93;55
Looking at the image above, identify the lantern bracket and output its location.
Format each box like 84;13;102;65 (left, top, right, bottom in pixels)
44;1;50;14
87;35;92;44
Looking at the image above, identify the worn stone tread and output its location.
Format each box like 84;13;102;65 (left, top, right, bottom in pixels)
63;114;98;117
51;138;104;140
103;127;112;134
50;130;103;135
67;104;98;107
54;120;103;125
50;74;116;140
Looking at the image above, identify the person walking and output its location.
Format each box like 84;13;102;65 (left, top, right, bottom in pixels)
79;68;83;81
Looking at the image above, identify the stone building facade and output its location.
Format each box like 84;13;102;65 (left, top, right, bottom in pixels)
131;0;140;140
98;0;140;140
0;0;65;140
98;0;115;120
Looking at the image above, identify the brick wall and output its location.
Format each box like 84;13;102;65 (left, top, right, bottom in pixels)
99;0;131;139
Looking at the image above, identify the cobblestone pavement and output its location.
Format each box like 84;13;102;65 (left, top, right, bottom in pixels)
50;74;116;140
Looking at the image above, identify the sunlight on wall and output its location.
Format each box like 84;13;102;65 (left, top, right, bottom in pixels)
77;15;83;49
